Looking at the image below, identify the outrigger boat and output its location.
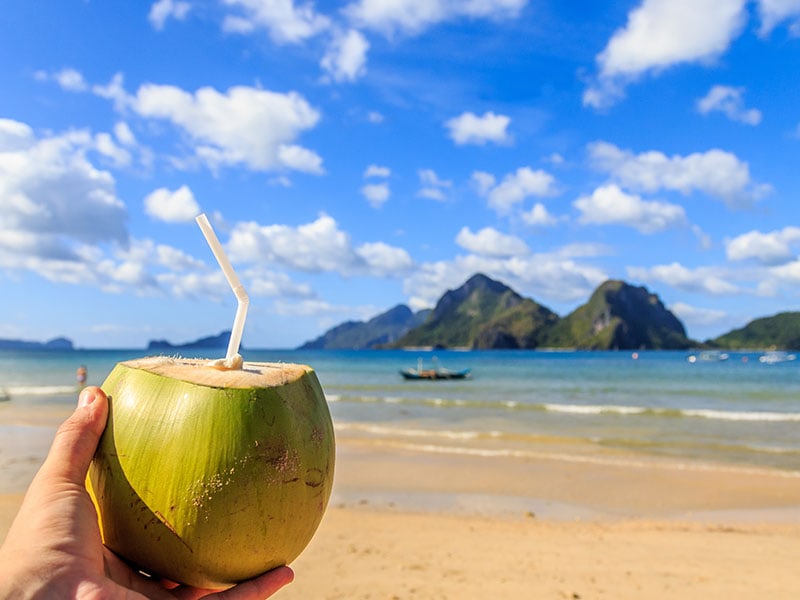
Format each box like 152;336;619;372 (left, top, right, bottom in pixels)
400;357;471;380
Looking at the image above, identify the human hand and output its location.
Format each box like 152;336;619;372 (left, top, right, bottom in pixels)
0;386;294;599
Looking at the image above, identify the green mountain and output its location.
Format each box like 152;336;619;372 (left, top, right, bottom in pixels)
391;273;559;349
300;274;693;351
541;280;691;350
298;304;430;350
710;312;800;350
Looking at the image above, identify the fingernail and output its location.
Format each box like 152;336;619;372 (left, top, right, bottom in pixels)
78;387;97;408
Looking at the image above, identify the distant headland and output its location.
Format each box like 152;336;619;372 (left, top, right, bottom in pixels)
0;337;75;351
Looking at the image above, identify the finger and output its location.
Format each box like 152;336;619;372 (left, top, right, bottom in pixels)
39;386;109;485
103;548;179;600
173;566;294;600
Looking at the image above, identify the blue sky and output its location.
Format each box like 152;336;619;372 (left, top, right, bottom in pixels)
2;0;800;349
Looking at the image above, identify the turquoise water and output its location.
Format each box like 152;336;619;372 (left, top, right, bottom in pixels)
1;348;799;473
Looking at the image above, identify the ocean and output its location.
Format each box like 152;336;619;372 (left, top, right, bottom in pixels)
1;348;799;476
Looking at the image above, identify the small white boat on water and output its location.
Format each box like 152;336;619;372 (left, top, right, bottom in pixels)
687;350;729;363
758;351;797;364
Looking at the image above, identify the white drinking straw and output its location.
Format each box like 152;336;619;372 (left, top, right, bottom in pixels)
195;213;249;362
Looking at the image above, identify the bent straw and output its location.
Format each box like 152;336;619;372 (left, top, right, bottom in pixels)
195;213;249;362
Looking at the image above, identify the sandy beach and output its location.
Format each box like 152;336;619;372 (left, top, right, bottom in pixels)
2;409;800;599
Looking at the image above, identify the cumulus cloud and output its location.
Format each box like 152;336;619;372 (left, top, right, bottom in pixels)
669;301;728;328
321;28;369;82
417;168;452;201
227;213;413;277
0;120;218;299
149;0;190;30
403;251;608;311
587;141;770;208
769;258;800;286
37;68;88;92
473;166;557;214
361;182;390;208
455;226;529;257
364;164;390;178
344;0;526;36
243;267;314;299
93;73;130;112
0;118;330;307
757;0;800;35
222;0;330;44
627;262;739;295
584;0;747;108
521;203;558;227
113;122;137;147
574;184;687;234
445;111;512;146
697;85;762;125
725;226;800;264
0;119;128;270
144;185;201;223
132;84;323;173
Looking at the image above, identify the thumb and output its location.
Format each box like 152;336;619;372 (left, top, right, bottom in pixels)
40;386;109;485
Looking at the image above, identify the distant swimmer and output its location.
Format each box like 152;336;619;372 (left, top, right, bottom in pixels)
76;365;88;387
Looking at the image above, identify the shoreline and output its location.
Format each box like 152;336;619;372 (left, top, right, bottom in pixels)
2;417;799;524
330;437;800;523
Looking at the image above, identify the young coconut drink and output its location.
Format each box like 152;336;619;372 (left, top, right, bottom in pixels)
86;215;335;589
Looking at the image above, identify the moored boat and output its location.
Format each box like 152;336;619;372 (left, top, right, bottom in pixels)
400;357;471;380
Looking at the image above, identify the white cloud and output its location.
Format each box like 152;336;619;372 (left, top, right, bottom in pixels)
361;182;390;208
627;262;739;295
34;68;88;92
757;0;800;35
57;68;88;92
574;184;686;234
455;226;529;257
0;120;128;272
356;242;414;276
249;272;314;299
132;84;323;173
404;251;608;311
367;111;384;123
227;213;413;276
588;141;770;208
769;258;800;285
149;0;191;30
417;168;452;201
725;226;800;264
321;28;369;82
669;302;728;327
344;0;526;36
222;0;330;43
521;203;558;227
113;122;137;146
93;73;130;112
144;185;201;223
419;168;451;187
474;166;557;214
93;132;132;167
364;164;390;178
584;0;747;108
471;171;496;196
697;85;762;125
445;111;512;146
0;141;214;300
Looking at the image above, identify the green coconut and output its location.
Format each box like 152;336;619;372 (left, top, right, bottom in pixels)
86;356;335;589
